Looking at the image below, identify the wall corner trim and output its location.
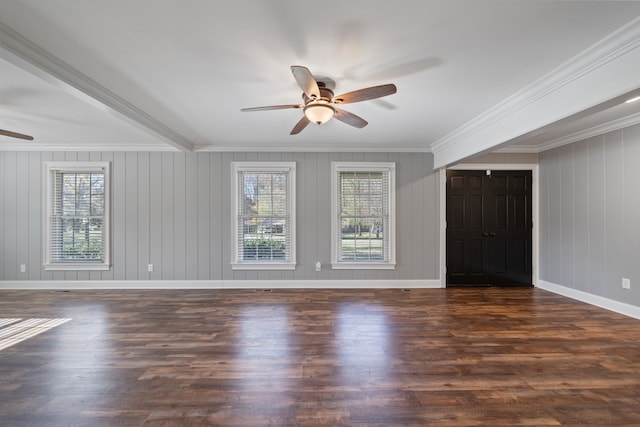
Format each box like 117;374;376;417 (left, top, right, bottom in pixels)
537;280;640;320
0;279;443;290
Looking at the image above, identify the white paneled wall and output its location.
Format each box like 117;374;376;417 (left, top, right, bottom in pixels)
0;151;439;282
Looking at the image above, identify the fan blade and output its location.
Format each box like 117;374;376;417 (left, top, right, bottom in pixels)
241;104;302;112
0;129;34;140
333;84;397;104
333;108;368;129
290;115;310;135
291;66;320;99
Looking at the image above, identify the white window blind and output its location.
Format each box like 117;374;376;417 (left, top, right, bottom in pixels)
231;162;296;270
331;162;396;269
43;162;110;270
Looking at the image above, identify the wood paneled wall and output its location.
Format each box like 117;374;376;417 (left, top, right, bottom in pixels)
0;151;439;282
539;123;640;307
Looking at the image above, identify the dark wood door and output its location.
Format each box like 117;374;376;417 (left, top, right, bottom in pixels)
446;170;532;286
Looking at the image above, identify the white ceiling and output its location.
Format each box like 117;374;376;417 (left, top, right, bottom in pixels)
1;1;640;167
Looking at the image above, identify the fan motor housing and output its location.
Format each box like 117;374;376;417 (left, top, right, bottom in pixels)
303;87;334;104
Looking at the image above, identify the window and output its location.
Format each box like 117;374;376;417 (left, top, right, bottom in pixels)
331;162;396;269
43;162;111;270
231;162;296;270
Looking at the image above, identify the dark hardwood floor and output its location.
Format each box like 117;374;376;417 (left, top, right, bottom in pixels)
1;287;639;426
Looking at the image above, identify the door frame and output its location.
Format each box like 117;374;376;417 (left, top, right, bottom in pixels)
439;163;539;288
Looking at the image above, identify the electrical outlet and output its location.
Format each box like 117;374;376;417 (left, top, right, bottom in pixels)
315;262;321;272
148;264;154;272
20;264;26;273
622;278;631;289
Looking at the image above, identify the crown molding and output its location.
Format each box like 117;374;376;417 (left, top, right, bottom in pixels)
432;16;640;168
0;141;432;153
193;144;433;153
0;141;180;152
497;111;640;154
0;22;194;152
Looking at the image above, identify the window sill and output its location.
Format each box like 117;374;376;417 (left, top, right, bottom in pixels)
43;263;111;271
331;262;396;270
231;262;296;271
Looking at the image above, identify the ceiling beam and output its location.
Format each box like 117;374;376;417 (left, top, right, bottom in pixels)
431;16;640;169
0;22;194;152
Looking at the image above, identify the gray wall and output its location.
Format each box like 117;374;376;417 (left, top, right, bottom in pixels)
0;151;439;282
539;124;640;306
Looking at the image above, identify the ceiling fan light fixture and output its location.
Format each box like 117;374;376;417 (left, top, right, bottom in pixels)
241;65;396;134
304;103;335;125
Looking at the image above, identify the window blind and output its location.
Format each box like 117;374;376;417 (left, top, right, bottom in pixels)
49;168;105;263
337;170;390;262
236;171;292;263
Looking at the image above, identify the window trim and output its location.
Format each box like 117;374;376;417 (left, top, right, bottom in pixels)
231;161;296;270
331;161;396;270
42;161;111;271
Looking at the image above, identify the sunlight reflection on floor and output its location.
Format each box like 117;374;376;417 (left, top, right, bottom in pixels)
0;318;71;350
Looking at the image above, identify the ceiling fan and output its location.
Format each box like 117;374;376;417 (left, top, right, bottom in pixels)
241;65;397;135
0;128;33;140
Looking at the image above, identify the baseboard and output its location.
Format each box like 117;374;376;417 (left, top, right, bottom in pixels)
0;279;443;290
537;280;640;320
